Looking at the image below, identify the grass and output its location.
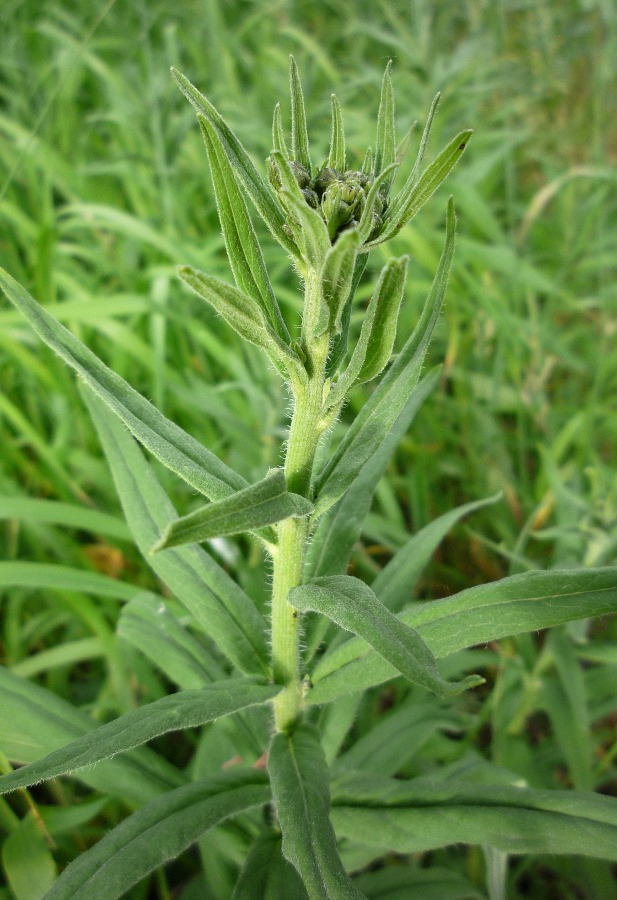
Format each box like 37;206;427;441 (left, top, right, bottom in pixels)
1;0;616;897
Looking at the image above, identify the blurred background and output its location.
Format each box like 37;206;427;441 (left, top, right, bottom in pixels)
1;2;617;896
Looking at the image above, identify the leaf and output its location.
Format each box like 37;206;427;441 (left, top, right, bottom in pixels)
290;576;481;698
153;469;313;551
314;199;456;516
353;866;484;900
328;255;407;409
315;228;361;337
307;567;617;705
232;832;309;899
326;254;368;377
375;130;471;246
373;61;396;195
178;265;305;386
197;114;289;342
0;667;184;805
2;814;56;900
44;770;270;900
0;497;131;542
0;267;247;502
117;592;225;689
171;68;298;258
356;163;398;245
82;386;271;677
270;150;331;267
304;370;439;662
327;94;345;171
0;679;278;795
289;55;311;174
372;493;503;612
272;102;289;157
330;773;617;862
267;724;363;899
0;561;139;603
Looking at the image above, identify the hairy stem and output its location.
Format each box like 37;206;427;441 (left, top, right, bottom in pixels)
271;272;328;733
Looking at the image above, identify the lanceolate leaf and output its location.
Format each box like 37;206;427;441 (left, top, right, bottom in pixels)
44;770;271;900
272;102;289;157
268;724;364;899
372;493;503;612
198;114;289;342
178;265;305;385
315;199;456;516
307;566;617;704
328;94;346;171
290;576;481;698
270;151;330;267
0;679;279;795
315;229;361;337
328;255;407;406
153;469;313;551
289;55;311;174
0;268;247;502
375;130;471;246
373;61;396;194
82;386;271;677
356;163;398;245
330;774;617;861
0;668;183;805
172;68;298;258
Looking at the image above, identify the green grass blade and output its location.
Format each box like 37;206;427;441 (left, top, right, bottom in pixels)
198;114;289;342
308;567;617;704
82;386;271;677
268;724;363;899
171;68;299;258
291;576;482;698
44;770;270;900
0;679;279;795
0;562;139;602
153;469;313;550
0;268;247;502
0;497;132;542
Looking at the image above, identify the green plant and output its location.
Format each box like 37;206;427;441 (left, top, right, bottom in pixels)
1;54;617;899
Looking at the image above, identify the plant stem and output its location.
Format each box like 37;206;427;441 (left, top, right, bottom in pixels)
271;272;328;733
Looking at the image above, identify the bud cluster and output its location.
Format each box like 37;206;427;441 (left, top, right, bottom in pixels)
274;161;388;244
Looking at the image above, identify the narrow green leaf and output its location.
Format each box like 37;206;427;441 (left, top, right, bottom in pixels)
268;724;363;899
171;68;299;258
0;497;131;542
272;103;289;157
305;370;440;662
330;774;617;862
326;255;368;377
353;866;484;900
232;832;309;899
375;130;471;246
154;469;313;551
315;228;361;337
82;386;271;677
315;199;456;516
0;268;247;502
406;93;440;188
373;493;503;612
117;592;226;688
328;255;407;406
270;150;331;267
178;265;306;385
0;561;139;603
289;55;311;174
327;94;346;171
373;61;396;195
2;813;56;900
307;566;617;705
198;114;289;342
291;576;481;697
0;667;184;805
361;147;372;175
44;770;270;900
0;679;278;795
357;163;398;246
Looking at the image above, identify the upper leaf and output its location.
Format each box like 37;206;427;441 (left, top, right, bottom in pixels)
291;575;482;697
153;469;313;551
289;55;312;174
